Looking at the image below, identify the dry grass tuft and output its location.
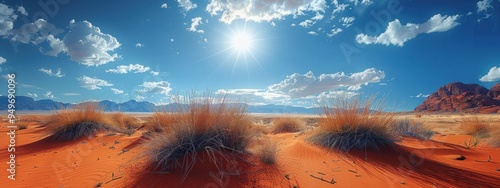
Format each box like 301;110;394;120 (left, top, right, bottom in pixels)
271;117;304;134
44;102;120;141
460;117;491;137
308;96;396;151
258;140;278;165
485;128;500;148
391;118;434;140
106;113;139;135
142;94;255;180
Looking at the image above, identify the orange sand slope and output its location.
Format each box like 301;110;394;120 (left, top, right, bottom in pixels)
0;114;499;188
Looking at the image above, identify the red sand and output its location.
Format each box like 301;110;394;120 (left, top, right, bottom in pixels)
1;121;499;188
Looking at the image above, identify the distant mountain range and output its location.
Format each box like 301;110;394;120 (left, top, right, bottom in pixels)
0;96;319;114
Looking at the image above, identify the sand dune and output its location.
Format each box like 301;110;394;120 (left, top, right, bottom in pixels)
0;113;499;187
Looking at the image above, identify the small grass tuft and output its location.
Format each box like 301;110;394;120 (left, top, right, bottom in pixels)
460;117;490;137
106;113;139;135
44;102;120;141
258;140;278;165
308;96;396;151
271;117;305;134
391;118;434;140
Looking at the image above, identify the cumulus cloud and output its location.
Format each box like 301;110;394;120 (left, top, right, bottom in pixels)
327;27;342;37
17;6;27;16
44;91;54;98
356;14;460;46
137;81;172;95
161;3;168;9
188;17;204;33
46;20;121;66
340;17;355;28
39;68;64;77
77;75;113;90
349;0;373;6
106;64;150;74
10;19;63;44
135;43;144;47
331;0;348;19
268;68;385;98
477;0;493;21
111;88;124;94
177;0;197;11
480;66;500;82
150;71;159;76
0;56;6;64
0;3;16;36
299;19;314;28
206;0;327;24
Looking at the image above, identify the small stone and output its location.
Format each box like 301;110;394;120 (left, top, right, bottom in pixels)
455;156;466;160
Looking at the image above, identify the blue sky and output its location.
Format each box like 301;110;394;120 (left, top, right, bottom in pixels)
0;0;499;111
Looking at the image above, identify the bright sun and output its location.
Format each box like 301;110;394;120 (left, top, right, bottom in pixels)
230;32;253;53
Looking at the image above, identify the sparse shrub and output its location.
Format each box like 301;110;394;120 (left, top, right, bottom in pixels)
464;134;480;149
485;128;500;148
141;95;254;180
44;102;121;141
252;124;270;135
258;140;278;165
271;117;304;134
15;122;29;130
392;119;434;140
460;117;490;137
308;97;396;151
107;113;139;135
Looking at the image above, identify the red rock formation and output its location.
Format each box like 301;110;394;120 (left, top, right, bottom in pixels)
415;82;500;113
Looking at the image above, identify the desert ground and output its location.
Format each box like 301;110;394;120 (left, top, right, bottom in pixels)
0;112;499;188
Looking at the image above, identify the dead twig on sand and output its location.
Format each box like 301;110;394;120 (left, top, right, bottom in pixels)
309;174;336;184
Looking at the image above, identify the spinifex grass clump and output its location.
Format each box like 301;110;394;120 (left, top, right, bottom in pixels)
142;94;254;179
460;117;491;137
271;117;305;134
44;102;120;141
309;97;396;151
391;118;434;140
107;112;139;135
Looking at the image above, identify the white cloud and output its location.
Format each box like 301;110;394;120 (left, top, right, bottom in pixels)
204;38;208;43
299;19;314;28
331;0;348;19
106;64;150;74
43;34;66;56
0;3;16;36
480;66;500;82
44;91;54;98
135;43;144;47
307;31;318;35
39;68;64;77
413;93;430;98
27;93;38;98
10;19;63;44
477;0;493;21
161;3;168;9
150;71;159;76
477;0;493;13
268;68;385;98
17;6;27;16
349;0;373;6
137;81;172;95
77;75;113;90
0;56;6;64
170;38;174;42
340;17;355;28
111;88;124;94
177;0;197;11
49;20;121;66
311;12;324;20
327;27;342;37
188;17;204;33
206;0;327;24
356;14;460;46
